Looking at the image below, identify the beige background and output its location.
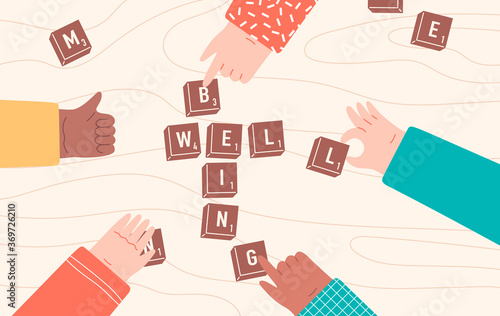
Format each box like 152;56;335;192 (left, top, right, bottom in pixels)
1;0;500;315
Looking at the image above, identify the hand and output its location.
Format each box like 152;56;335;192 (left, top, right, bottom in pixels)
59;92;116;158
90;214;156;281
201;23;271;86
258;253;332;315
341;102;405;174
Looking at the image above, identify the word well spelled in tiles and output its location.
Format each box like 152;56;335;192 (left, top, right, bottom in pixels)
49;20;92;66
141;228;166;267
231;241;267;281
164;123;201;161
368;0;403;13
201;203;239;240
306;137;349;178
183;79;221;117
206;123;243;159
248;120;285;158
411;11;453;51
202;163;238;198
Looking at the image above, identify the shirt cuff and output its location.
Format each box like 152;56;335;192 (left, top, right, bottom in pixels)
382;127;443;189
298;279;377;316
69;247;130;304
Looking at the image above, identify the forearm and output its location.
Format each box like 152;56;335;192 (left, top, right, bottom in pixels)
15;247;129;316
383;127;500;245
225;0;319;53
299;279;376;315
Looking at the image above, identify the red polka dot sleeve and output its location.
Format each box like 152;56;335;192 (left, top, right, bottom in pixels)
225;0;318;53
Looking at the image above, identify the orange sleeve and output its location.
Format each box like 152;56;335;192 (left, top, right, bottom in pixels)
225;0;319;53
0;100;60;167
14;247;129;316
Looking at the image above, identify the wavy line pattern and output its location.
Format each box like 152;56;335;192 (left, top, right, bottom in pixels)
350;236;500;272
163;10;500;106
2;1;500;314
0;0;128;31
0;173;468;231
0;0;203;70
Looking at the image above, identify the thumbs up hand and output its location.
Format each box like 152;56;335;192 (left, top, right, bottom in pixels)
59;92;116;158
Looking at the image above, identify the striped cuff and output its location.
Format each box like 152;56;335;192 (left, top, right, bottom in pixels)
299;279;377;316
68;247;130;305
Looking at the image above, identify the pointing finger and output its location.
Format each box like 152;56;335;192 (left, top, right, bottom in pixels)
258;256;282;287
200;38;218;62
203;55;223;87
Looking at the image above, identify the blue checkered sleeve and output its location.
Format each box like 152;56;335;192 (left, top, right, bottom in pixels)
298;279;377;316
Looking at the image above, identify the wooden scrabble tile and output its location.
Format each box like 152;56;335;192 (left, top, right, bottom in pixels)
49;20;91;66
411;11;453;51
164;123;201;161
141;228;166;267
248;121;285;158
183;79;221;117
368;0;403;13
201;203;239;240
206;123;242;159
231;241;267;281
202;163;238;198
306;137;349;178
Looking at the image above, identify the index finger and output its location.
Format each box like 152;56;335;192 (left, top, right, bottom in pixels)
203;55;223;87
258;256;283;287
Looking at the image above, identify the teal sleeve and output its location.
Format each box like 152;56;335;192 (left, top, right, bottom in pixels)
383;127;500;245
298;279;377;316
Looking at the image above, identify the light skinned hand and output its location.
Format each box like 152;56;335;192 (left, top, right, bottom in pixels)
258;253;332;315
59;92;116;158
201;23;271;86
90;214;156;281
341;101;405;174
